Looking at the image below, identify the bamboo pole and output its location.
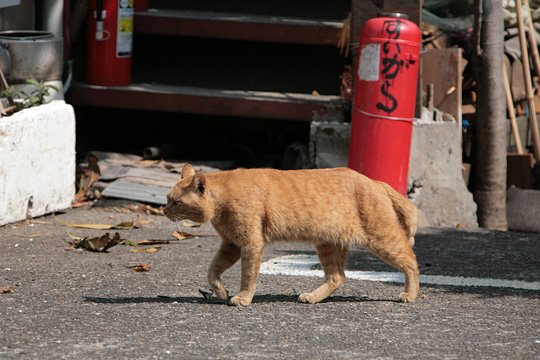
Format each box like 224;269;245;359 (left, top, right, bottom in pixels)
503;65;524;153
515;0;540;160
524;0;540;84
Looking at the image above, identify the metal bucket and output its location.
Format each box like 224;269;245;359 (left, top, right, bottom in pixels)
0;30;63;83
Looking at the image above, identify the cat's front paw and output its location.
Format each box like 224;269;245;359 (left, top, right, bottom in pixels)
211;286;229;301
228;295;252;307
298;292;317;304
399;291;417;303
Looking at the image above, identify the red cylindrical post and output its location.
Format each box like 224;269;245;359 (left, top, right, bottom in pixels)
348;13;421;195
86;0;133;86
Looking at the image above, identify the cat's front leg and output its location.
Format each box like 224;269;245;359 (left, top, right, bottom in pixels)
229;242;265;307
208;240;241;301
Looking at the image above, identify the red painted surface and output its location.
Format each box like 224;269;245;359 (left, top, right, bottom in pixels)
86;0;133;86
348;14;421;195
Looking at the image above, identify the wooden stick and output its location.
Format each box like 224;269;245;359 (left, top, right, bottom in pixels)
503;65;524;154
427;83;434;114
524;0;540;85
515;0;540;160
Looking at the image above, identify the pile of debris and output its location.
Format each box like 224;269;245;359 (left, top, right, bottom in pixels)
421;0;540;231
75;151;221;207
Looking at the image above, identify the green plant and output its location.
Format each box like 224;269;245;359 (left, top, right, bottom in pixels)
0;85;16;99
19;79;59;108
0;79;60;114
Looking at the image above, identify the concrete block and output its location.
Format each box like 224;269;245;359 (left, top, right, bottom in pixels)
507;187;540;232
408;112;478;229
0;100;75;226
309;121;350;168
309;107;478;229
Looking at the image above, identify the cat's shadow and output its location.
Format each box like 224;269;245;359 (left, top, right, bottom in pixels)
83;294;397;305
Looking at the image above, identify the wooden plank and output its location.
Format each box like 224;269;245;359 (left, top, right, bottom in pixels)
507;153;534;189
135;10;343;46
422;48;463;123
66;82;348;122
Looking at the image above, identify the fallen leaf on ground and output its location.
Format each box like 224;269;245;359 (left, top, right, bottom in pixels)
133;217;154;227
171;231;196;240
72;201;92;208
136;239;177;245
55;216;142;230
116;204;164;216
66;232;123;252
114;221;140;229
181;220;201;228
0;286;15;294
123;232;200;246
67;233;84;241
198;288;214;300
131;246;161;253
28;220;49;225
127;263;151;272
75;154;101;202
121;239;141;246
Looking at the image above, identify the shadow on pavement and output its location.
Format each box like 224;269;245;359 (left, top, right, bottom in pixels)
83;294;398;305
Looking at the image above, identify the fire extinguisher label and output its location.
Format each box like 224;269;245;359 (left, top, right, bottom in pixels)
359;44;380;81
117;0;134;58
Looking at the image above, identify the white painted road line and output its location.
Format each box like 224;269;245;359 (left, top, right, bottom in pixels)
260;255;540;291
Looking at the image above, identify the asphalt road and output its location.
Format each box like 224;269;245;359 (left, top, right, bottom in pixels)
1;201;539;359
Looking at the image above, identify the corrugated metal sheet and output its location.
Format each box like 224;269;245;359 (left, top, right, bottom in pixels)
101;179;168;205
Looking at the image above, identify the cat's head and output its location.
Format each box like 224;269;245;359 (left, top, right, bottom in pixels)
164;164;214;223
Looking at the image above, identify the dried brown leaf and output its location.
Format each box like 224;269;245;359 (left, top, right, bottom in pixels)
171;231;196;240
131;246;161;253
75;154;101;202
198;288;214;300
133;217;154;228
129;263;151;272
56;216;140;230
119;204;164;216
67;232;123;252
28;220;49;225
137;239;175;245
0;286;15;294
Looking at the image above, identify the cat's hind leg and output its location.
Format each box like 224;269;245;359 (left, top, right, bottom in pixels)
299;244;349;304
366;233;419;303
208;240;241;301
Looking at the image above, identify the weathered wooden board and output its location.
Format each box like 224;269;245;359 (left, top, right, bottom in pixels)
507;153;534;189
422;48;463;123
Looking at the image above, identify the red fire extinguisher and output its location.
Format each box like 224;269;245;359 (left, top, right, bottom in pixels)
86;0;134;86
348;13;421;195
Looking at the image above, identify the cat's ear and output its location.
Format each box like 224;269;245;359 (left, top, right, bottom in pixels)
194;172;206;195
181;163;195;179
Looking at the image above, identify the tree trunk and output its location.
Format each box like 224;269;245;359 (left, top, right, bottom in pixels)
473;0;508;230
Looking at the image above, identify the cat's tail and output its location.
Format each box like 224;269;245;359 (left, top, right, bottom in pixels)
378;181;418;247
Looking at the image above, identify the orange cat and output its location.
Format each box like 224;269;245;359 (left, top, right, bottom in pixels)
164;164;419;306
